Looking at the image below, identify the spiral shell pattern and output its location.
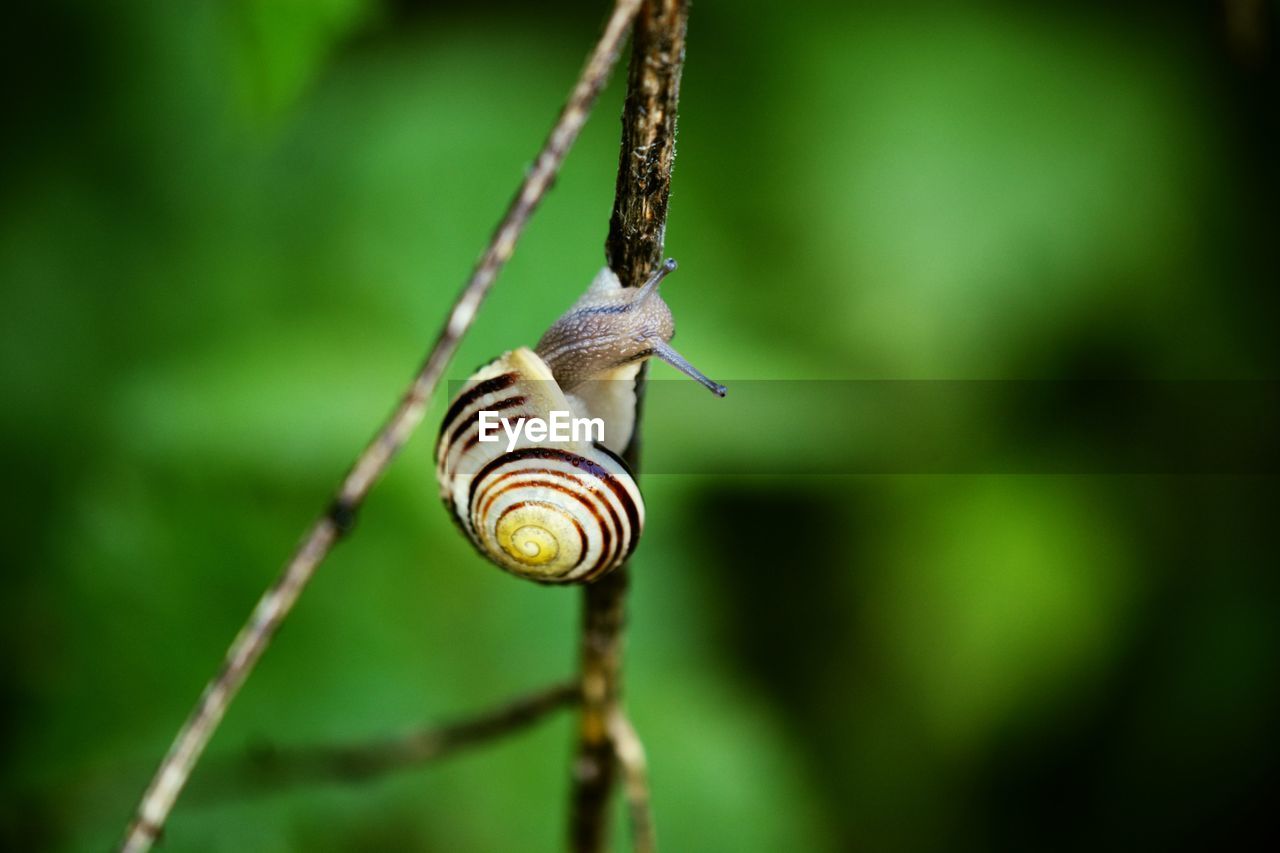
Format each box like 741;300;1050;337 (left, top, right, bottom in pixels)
436;349;644;583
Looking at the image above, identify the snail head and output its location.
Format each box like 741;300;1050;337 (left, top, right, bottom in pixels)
535;259;727;397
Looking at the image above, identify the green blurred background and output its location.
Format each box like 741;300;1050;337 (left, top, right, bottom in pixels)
3;0;1277;850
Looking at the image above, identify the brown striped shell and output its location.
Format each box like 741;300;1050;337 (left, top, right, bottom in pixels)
436;262;723;584
436;348;644;583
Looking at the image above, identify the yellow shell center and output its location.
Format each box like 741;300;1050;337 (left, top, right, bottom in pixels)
498;521;559;566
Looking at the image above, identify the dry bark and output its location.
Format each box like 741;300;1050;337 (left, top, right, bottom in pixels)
571;2;688;850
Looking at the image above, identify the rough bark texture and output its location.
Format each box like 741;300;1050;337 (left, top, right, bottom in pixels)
572;2;688;850
605;1;689;289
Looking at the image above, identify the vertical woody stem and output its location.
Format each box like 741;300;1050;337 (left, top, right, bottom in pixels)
572;564;632;851
605;0;689;289
572;1;688;850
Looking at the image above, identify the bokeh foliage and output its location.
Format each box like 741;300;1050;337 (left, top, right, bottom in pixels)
2;1;1276;850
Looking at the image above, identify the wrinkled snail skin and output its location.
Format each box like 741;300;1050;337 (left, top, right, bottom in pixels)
435;260;725;584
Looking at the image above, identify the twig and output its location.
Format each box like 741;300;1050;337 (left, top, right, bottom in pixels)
118;3;643;850
609;709;655;853
190;682;579;801
571;1;688;850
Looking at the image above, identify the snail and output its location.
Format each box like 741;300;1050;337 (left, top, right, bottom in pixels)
436;259;725;583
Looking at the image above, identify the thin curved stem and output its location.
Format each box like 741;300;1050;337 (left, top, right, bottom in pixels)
609;709;655;853
118;3;642;850
189;682;579;802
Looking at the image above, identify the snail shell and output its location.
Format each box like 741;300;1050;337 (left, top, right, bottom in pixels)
436;348;643;583
436;261;724;584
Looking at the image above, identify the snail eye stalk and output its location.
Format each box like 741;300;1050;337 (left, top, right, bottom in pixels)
651;340;727;397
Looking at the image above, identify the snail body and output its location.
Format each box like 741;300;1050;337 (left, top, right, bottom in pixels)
436;260;725;584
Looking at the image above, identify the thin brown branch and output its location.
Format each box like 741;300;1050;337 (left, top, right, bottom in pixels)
609;709;656;853
571;2;688;851
189;682;579;802
118;3;643;850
